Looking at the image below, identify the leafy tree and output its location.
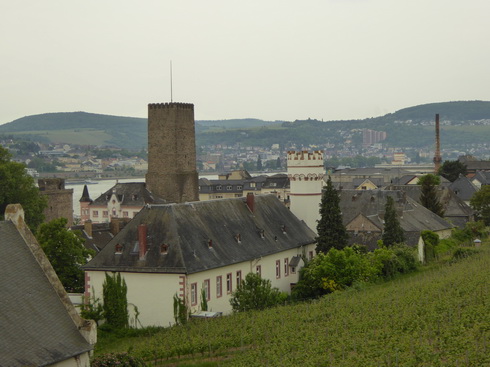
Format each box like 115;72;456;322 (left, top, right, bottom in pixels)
230;273;286;312
0;146;47;230
382;196;405;246
470;185;490;225
418;174;444;217
316;176;348;254
36;218;94;292
103;272;129;329
438;160;467;182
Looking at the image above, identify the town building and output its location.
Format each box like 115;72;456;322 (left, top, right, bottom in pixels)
83;194;316;327
79;182;165;224
339;190;453;262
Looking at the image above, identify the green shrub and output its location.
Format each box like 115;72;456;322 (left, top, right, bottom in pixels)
451;247;480;262
230;273;286;312
392;244;418;273
421;230;439;263
435;237;459;254
370;244;417;278
92;352;146;367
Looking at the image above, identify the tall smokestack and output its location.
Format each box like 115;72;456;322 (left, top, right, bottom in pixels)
433;113;442;173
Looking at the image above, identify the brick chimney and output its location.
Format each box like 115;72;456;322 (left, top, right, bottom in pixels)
138;224;147;260
246;193;255;213
84;220;93;238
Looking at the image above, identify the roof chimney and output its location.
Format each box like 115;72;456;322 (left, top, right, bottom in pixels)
138;224;148;260
246;193;255;213
84;220;93;238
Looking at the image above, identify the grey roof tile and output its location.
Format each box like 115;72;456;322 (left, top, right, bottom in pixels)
0;221;92;366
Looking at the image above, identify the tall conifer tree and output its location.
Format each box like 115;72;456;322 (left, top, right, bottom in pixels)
382;195;405;246
316;176;348;254
418;174;444;217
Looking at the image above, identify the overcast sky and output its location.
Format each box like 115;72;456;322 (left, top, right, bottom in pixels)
1;0;489;124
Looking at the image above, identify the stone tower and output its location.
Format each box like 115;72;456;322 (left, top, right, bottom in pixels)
287;151;325;233
145;102;199;203
38;178;74;227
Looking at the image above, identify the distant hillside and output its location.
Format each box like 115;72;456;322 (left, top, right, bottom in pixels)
0;112;148;150
1;101;490;149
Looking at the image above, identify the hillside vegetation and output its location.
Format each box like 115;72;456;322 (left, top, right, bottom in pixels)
96;245;490;366
1;101;490;149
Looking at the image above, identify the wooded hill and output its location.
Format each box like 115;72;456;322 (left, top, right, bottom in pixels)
1;101;490;150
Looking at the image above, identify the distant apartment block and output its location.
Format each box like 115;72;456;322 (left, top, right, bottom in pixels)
362;129;387;147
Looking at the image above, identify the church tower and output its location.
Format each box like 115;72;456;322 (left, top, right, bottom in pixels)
79;184;92;224
145;102;199;203
287;151;325;233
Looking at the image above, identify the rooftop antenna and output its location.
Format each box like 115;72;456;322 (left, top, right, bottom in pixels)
170;60;173;103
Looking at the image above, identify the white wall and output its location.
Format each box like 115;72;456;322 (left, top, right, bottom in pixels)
85;244;316;327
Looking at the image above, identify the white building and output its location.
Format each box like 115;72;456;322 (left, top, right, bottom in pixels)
83;194;316;327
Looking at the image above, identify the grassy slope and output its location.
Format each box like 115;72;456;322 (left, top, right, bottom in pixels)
96;245;490;366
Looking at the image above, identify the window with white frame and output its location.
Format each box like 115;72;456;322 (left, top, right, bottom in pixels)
203;279;210;301
103;211;109;218
256;265;261;276
236;271;242;286
191;283;198;306
93;210;99;217
226;273;232;294
284;257;289;276
216;276;222;298
276;260;281;279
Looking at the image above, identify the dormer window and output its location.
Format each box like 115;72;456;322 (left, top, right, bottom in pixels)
160;244;169;255
259;229;265;239
227;185;232;190
132;194;138;200
115;243;123;254
281;225;287;234
216;185;222;191
235;233;242;243
208;239;213;248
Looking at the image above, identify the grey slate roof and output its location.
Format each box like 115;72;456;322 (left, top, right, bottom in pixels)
449;176;478;201
0;221;92;366
84;195;316;274
472;170;490;185
91;182;166;206
387;184;474;226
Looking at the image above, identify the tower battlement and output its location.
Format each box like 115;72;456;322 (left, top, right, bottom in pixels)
148;102;194;110
287;150;323;161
